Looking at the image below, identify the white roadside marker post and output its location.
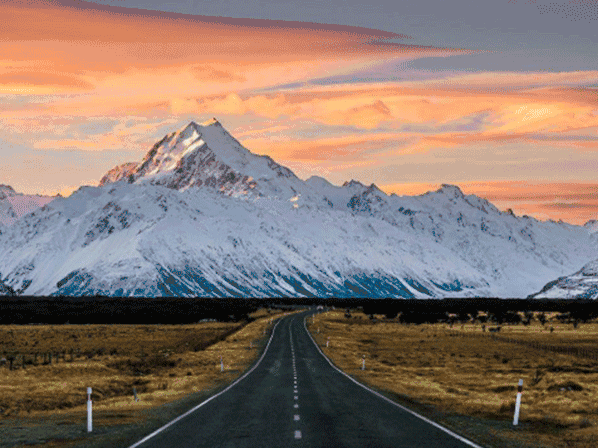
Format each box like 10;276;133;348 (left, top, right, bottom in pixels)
326;337;330;348
220;354;224;372
513;379;523;426
86;387;92;433
362;355;366;370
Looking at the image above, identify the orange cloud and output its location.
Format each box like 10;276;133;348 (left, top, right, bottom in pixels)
197;92;301;119
0;71;93;91
399;70;598;92
325;100;393;129
200;79;597;135
31;118;179;152
1;0;412;45
242;132;415;161
0;0;468;100
190;66;246;83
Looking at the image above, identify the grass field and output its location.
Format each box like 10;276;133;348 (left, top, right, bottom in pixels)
307;310;598;448
0;308;294;447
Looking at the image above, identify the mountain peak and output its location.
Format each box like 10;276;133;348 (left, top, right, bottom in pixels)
99;162;138;187
438;184;464;198
0;184;16;200
342;179;366;189
201;117;222;127
306;175;334;188
99;118;298;196
367;183;383;194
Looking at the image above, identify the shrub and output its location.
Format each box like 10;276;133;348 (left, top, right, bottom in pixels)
547;381;583;392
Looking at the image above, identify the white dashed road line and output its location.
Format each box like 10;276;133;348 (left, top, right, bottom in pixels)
290;323;303;442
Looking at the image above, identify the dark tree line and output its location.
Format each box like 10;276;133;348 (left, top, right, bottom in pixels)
1;296;597;325
0;297;265;324
360;298;598;325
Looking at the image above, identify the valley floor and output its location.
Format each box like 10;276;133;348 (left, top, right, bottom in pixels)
3;307;596;448
307;310;598;448
0;309;289;448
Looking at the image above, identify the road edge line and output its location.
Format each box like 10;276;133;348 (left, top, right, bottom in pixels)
127;318;283;448
303;314;485;448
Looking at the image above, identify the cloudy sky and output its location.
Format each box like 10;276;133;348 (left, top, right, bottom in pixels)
2;0;598;224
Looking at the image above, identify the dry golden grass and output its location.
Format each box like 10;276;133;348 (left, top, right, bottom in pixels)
308;310;598;448
0;308;291;422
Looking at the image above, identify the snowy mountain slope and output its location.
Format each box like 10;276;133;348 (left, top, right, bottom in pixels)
0;184;56;227
584;219;598;234
1;118;597;298
0;185;14;200
340;183;598;297
0;182;492;297
529;259;598;299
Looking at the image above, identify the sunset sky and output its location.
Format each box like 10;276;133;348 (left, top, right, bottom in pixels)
2;0;598;224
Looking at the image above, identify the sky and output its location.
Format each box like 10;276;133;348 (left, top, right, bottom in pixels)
2;0;598;224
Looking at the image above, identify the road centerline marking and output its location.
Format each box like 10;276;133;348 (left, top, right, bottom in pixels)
294;430;302;439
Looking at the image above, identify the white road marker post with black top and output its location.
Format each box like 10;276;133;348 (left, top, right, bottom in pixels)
87;387;92;433
326;337;330;348
513;379;523;426
362;355;366;370
220;354;224;372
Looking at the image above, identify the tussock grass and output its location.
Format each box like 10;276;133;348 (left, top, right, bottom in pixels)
0;308;288;422
308;310;598;448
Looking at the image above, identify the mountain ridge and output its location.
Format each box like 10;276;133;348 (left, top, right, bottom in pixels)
0;186;57;228
1;118;596;298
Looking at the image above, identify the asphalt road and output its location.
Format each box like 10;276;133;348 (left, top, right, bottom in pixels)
129;311;482;448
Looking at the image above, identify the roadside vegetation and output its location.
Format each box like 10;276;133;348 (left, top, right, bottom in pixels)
308;309;598;448
0;308;293;448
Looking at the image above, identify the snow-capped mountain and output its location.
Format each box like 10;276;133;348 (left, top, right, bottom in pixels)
341;183;598;297
0;184;56;228
0;118;597;298
527;220;598;299
99;118;303;200
529;260;598;299
584;219;598;234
